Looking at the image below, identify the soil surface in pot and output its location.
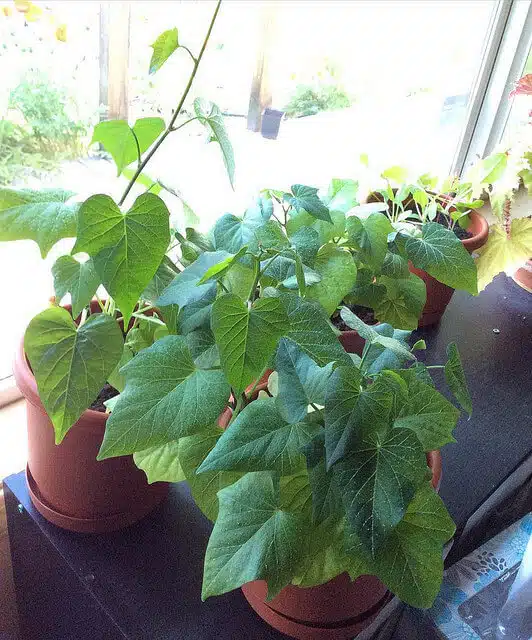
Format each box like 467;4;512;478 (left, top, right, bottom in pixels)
435;213;473;240
90;383;119;412
332;304;376;332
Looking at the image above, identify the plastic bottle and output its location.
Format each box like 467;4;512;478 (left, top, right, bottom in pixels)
496;531;532;639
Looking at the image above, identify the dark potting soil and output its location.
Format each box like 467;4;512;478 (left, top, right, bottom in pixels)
435;213;473;240
90;383;119;413
332;304;376;332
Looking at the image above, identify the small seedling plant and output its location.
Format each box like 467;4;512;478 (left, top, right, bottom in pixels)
0;1;472;611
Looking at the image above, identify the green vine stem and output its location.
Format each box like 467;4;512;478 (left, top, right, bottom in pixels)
118;0;222;206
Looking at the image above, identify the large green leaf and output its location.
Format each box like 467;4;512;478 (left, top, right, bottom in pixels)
395;369;459;450
202;472;305;600
334;427;426;554
444;342;472;416
346;482;455;608
73;193;170;323
198;398;320;475
475;219;532;291
213;213;261;253
340;307;415;362
24;307;123;443
287;209;345;245
404;223;478;294
194;98;235;189
98;335;230;459
381;250;410;278
374;273;426;330
141;256;179;304
363;324;412;375
211;294;288;393
325;367;394;467
52;255;100;317
306;245;357;315
290;227;321;267
197;246;248;284
284;184;332;223
179;427;242;521
157;251;229;311
107;343;134;392
274;292;351;367
149;27;179;73
133;441;185;484
0;188;79;258
325;178;359;213
275;339;334;423
293;517;350;587
346;212;393;270
91;118;165;175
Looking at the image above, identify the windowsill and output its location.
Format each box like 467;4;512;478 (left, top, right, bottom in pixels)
0;377;21;410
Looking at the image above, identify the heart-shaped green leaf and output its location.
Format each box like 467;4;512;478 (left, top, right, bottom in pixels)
0;188;79;258
73;193;170;323
284;184;332;223
345;482;455;608
52;255;100;317
381;250;410;278
373;273;426;330
157;251;230;312
306;245;357;315
133;441;185;483
444;342;472;416
334;427;426;554
395;369;459;450
346;212;393;270
287;209;346;245
98;335;230;459
212;294;288;393
325;179;359;213
24;307;123;443
198;397;320;475
290;227;321;267
325;367;394;467
149;27;179;74
275;339;334;423
91;118;164;175
178;427;242;521
202;472;305;600
404;222;478;294
275;292;351;367
194;98;235;189
340;307;415;363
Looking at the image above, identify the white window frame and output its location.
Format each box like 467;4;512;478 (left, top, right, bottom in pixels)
453;0;532;175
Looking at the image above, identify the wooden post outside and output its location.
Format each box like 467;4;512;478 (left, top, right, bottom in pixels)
99;1;130;122
98;3;109;121
247;4;276;132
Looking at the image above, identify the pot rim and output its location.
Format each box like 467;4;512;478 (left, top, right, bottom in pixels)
462;211;489;251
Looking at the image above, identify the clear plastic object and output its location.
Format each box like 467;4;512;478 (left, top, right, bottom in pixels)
496;531;532;639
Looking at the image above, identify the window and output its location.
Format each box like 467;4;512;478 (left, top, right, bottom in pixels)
0;0;530;386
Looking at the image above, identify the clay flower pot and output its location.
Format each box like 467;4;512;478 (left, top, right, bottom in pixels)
513;258;532;292
12;305;168;533
411;212;489;326
241;450;442;640
338;329;367;356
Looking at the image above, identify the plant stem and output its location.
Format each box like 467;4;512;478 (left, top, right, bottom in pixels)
425;365;444;369
246;366;269;400
228;393;244;426
118;0;222;206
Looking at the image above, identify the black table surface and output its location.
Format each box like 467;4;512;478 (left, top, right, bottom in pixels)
4;273;531;640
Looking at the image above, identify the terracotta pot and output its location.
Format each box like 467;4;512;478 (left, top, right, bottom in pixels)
412;211;489;326
338;330;366;356
513;258;532;293
242;452;442;639
13;305;168;533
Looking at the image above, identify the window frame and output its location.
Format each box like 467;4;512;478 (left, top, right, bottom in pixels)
453;0;532;176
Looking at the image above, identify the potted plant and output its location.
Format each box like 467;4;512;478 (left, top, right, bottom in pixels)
363;165;485;325
92;170;472;637
468;74;532;292
0;2;234;532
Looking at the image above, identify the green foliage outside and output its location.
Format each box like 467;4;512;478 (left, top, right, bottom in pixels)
284;83;351;118
0;71;87;186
